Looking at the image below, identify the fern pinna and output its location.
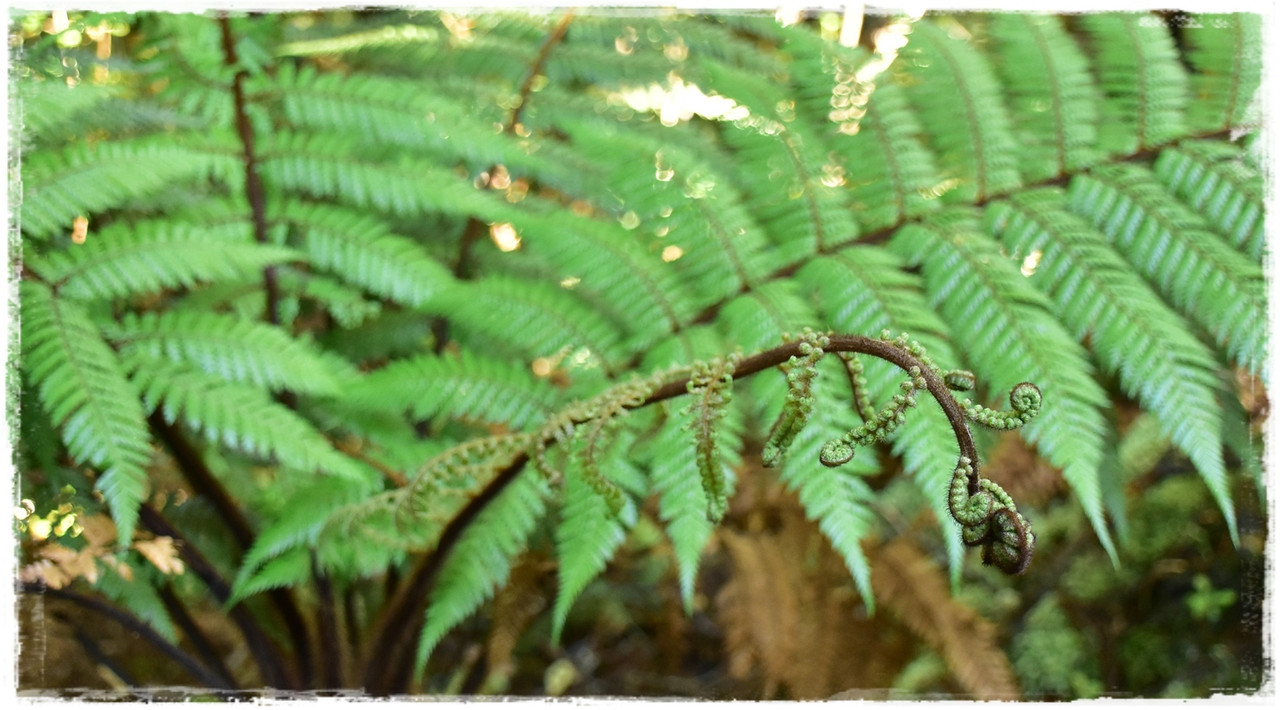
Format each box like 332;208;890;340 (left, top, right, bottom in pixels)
15;8;1264;696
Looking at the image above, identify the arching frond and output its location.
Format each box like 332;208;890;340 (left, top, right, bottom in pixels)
1183;13;1263;132
1151;140;1266;262
986;188;1235;542
21;281;153;544
1068;164;1266;377
28;219;298;301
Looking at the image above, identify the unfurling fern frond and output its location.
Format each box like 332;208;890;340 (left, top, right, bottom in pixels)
21;281;153;544
890;211;1115;561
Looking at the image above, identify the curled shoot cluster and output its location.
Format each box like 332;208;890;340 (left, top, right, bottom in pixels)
740;330;1040;575
684;354;741;522
442;330;1042;575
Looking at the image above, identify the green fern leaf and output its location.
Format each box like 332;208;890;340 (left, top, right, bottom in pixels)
986;188;1236;543
839;83;943;231
890;209;1116;562
94;563;178;643
125;352;370;482
774;360;880;610
347;350;562;430
1067;164;1266;377
1151;140;1266;262
416;471;549;670
111;310;353;397
430;275;627;376
898;18;1022;203
987;14;1103;180
700;58;860;260
21;281;152;544
20;133;240;240
640;407;717;612
716;280;820;353
551;457;636;644
1184;13;1263;132
1078;13;1190;154
277;200;453;308
27;219;299;301
229;547;312;604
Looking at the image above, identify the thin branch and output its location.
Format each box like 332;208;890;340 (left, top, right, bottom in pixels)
218;13;283;330
139;504;297;689
157;583;240;690
22;583;234;690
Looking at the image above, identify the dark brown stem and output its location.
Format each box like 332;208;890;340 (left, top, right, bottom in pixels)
147;413;316;686
139;504;297;689
219;14;282;329
158;583;239;689
22;583;234;690
364;333;980;693
314;559;344;688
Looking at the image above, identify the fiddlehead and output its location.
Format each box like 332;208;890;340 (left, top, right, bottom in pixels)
685;354;741;522
761;329;828;468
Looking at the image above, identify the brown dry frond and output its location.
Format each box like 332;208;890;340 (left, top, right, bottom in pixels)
871;536;1020;699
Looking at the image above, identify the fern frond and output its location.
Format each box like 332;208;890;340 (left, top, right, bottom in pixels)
775;361;880;610
1078;13;1189;154
898;18;1022;203
987;14;1102;180
346;350;562;430
700;58;859;260
890;210;1115;561
1151;140;1265;262
1067;164;1266;377
416;471;550;670
21;281;152;544
94;562;178;644
716;280;820;353
986;188;1235;542
839;83;943;231
27;219;298;301
871;538;1019;699
430;275;627;376
19;133;240;240
18;80;121;145
276;199;453;308
258;130;507;221
1184;13;1263;132
639;406;717;612
124;352;370;481
550;455;636;644
111;310;353;397
514;203;697;353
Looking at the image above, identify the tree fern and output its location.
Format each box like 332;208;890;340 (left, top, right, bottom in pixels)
14;9;1266;696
